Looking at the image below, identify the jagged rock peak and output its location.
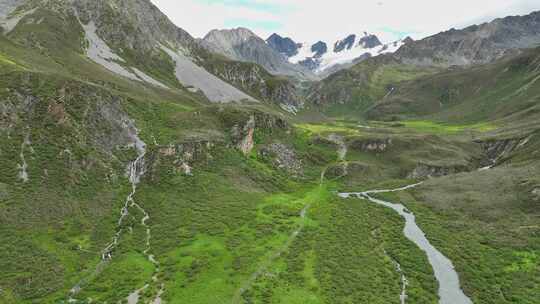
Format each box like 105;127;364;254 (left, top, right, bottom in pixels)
358;34;382;49
334;34;356;52
276;32;401;75
311;41;328;58
200;27;317;80
266;33;299;57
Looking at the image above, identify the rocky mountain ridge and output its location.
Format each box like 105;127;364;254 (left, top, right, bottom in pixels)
200;27;317;81
394;10;540;67
308;10;540;110
0;0;304;108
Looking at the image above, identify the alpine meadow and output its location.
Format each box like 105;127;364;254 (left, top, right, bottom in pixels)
0;1;539;304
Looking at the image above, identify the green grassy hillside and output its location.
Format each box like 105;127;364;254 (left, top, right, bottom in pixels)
1;2;539;304
305;55;439;119
367;48;540;126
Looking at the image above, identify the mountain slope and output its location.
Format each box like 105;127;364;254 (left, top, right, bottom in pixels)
307;11;540;116
3;0;307;108
200;28;317;81
395;11;540;67
367;47;540;125
305;55;439;117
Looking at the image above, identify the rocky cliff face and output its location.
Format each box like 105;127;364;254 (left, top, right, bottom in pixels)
73;0;197;53
200;28;316;80
204;60;303;110
477;136;532;167
1;72;144;156
333;34;382;52
217;108;291;152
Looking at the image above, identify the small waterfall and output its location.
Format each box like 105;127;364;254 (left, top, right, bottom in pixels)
69;132;156;302
103;145;146;260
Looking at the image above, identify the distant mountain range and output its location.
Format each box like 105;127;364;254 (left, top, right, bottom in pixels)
200;28;405;79
267;33;406;76
306;10;540;108
199;10;540;81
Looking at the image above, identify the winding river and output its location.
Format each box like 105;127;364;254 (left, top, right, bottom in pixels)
339;183;473;304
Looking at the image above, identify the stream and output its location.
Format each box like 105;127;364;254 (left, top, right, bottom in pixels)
339;183;473;304
17;132;31;183
69;133;164;303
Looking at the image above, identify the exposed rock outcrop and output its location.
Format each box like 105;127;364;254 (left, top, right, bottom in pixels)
1;74;146;155
350;137;392;153
205;62;302;109
223;110;290;155
408;163;470;179
259;143;303;176
477;136;531;168
156;140;216;175
235;116;255;155
73;0;196;54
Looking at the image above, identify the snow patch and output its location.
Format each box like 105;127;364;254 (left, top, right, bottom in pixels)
160;45;256;103
290;35;404;74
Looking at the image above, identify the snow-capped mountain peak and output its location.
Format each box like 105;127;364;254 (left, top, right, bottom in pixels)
267;32;405;75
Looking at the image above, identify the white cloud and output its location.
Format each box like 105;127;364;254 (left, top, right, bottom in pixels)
151;0;540;43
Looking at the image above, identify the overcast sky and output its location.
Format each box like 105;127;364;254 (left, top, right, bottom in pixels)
150;0;540;43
